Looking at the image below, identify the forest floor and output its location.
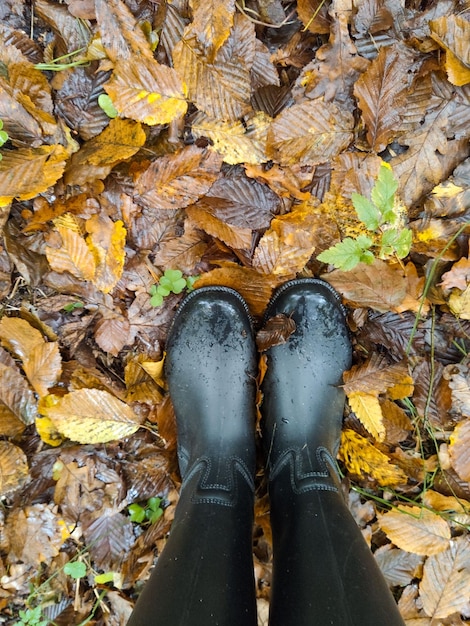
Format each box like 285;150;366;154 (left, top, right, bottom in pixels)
0;0;470;624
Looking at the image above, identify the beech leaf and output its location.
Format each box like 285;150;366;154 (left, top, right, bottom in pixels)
41;389;141;444
449;419;470;482
0;441;29;496
46;225;96;282
23;342;62;397
378;506;451;555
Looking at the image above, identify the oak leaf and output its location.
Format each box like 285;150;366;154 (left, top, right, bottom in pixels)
378;506;451;555
339;429;407;486
267;99;354;166
41;389;141;444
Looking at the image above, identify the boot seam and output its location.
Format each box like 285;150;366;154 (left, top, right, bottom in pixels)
269;446;340;493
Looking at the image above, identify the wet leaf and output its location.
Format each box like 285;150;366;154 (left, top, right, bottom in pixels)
339;429;407;486
41;389;141;444
256;314;296;352
449;420;470;482
266;99;354;166
46;225;96;282
23;342;62;397
0;441;29;496
0;316;44;360
85;214;126;294
378;506;451;556
429;15;470;86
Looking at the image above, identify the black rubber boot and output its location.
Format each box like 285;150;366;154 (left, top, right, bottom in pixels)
128;287;258;626
261;278;405;626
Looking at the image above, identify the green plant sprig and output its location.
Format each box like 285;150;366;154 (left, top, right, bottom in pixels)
149;269;199;307
128;496;164;524
318;163;412;271
34;48;88;71
0;119;9;161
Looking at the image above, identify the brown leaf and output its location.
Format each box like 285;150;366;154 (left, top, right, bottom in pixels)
153;218;208;275
323;259;408;312
94;314;134;357
374;545;423;587
6;503;64;566
194;264;278;317
354;44;411;152
0;362;37;431
83;511;135;570
343;353;412;396
297;0;330;34
412;359;453;427
252;203;319;276
85;214;126;293
173;14;252;121
23;342;62;397
186;205;253;250
0;441;29;496
441;256;470;292
380;398;413;444
256;314;296;352
267;99;354;166
134;146;222;211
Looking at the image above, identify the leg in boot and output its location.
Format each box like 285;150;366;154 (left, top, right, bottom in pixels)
128;287;257;626
262;279;405;626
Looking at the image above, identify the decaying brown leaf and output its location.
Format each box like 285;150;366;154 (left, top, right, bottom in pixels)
0;441;29;496
256;314;296;352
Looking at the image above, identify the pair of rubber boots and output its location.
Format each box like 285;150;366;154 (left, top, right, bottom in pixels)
128;279;405;626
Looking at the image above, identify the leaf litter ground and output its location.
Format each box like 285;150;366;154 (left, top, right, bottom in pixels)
0;0;470;624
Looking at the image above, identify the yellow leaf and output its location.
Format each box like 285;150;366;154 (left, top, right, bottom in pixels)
64;118;146;186
191;111;271;165
35;415;63;447
378;505;451;555
140;357;166;384
23;342;62;397
0;145;69;203
338;429;407;486
191;0;236;62
46;225;96;282
422;490;470;515
86;215;126;294
420;537;470;618
0;441;29;496
448;284;470;319
348;391;385;441
0;316;44;360
387;374;415;400
105;56;188;125
41;388;140;444
449;419;470;481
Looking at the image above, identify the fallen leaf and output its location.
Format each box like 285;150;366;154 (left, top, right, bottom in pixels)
23;342;62;397
46;225;96;282
256;314;296;352
348;391;385;441
429;15;470;86
0;316;44;360
449;420;470;482
378;505;451;555
374;545;423;587
85;214;126;293
41;389;141;444
0;441;29;496
339;429;407;486
441;256;470;292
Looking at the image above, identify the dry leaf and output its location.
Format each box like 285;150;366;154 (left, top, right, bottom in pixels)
191;0;235;62
46;225;96;282
41;389;141;444
449;420;470;482
374;545;423;587
441;256;470;292
85;214;126;293
420;537;470;619
378;506;451;555
0;316;44;360
0;362;37;432
348;391;385;441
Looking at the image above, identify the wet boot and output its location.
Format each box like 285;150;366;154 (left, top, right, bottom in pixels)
128;287;258;626
261;278;405;626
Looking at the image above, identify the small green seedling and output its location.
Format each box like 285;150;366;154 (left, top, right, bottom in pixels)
63;301;84;313
128;497;164;525
34;48;88;71
318;163;412;270
98;94;118;119
16;606;48;626
149;269;199;307
64;561;87;580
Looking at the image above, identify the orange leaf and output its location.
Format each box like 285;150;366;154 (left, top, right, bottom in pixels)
23;342;62;397
46;225;96;282
0;441;29;496
86;215;126;294
186;205;253;251
449;419;470;482
0;316;44;360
